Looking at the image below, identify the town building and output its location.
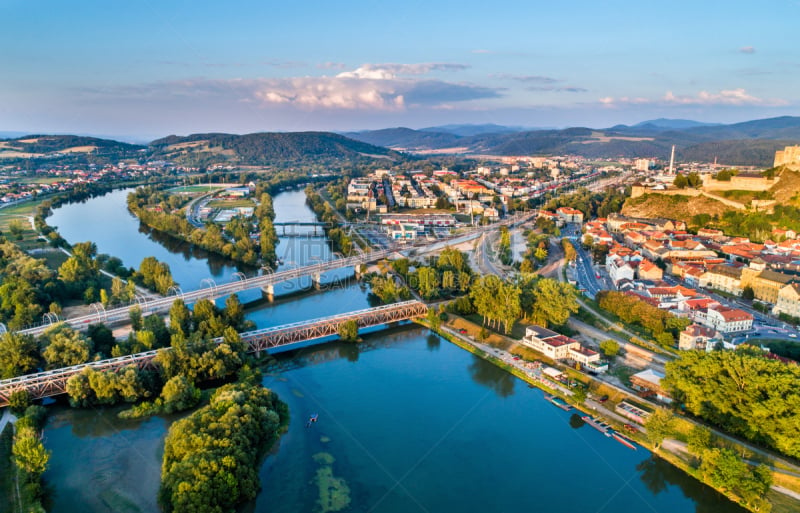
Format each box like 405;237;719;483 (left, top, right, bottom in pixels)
740;262;797;304
630;369;671;403
774;145;800;170
773;283;800;319
522;326;606;372
556;207;584;224
701;306;753;333
678;324;721;351
699;264;743;296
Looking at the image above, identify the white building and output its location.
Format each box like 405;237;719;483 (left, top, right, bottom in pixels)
701;306;753;334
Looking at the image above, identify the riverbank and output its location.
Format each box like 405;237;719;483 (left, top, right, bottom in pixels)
419;316;800;512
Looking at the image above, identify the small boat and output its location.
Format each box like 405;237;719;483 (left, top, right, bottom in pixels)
545;394;572;411
306;413;319;427
611;431;637;450
581;415;611;435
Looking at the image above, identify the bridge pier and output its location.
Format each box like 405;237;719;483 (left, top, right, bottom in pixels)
312;273;322;290
262;284;275;301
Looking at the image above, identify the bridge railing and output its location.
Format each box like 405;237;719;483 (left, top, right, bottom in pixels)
0;300;427;404
239;300;425;339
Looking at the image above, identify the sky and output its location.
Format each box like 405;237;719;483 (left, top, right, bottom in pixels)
2;0;800;140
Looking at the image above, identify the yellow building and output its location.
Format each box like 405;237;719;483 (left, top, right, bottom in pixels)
774;283;800;319
775;145;800;169
741;267;796;305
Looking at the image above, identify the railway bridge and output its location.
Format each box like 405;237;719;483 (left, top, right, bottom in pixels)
13;210;534;338
0;300;428;407
17;248;396;337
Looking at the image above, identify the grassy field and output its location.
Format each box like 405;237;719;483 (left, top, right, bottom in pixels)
206;198;255;209
12;177;64;185
0;199;52;251
167;185;227;194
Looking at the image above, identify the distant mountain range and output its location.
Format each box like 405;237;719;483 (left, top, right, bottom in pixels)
2;116;799;167
149;132;399;166
0;132;398;167
346;116;800;166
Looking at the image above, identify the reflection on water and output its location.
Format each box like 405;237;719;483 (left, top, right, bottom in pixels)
42;188;750;513
467;355;516;398
426;333;441;351
569;413;586;429
43;328;748;513
637;456;747;513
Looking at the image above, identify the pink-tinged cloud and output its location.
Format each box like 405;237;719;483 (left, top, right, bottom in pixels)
663;89;786;106
600;89;787;107
77;63;499;112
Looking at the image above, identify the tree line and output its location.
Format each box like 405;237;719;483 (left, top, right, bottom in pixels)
305;184;357;255
665;346;800;459
596;291;690;348
544;186;629;220
383;248;473;301
159;380;287;512
127;186;278;268
643;409;773;511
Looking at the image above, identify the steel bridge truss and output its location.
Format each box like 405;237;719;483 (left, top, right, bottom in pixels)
243;300;428;352
0;301;427;406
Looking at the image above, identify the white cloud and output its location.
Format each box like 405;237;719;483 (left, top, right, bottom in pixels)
493;74;560;84
600;89;786;107
739;46;756;54
317;62;347;70
336;62;469;80
663;88;785;106
84;63;498;112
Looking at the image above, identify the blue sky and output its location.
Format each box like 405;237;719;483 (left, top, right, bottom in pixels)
2;0;799;139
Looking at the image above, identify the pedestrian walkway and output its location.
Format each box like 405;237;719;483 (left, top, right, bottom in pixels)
0;408;18;433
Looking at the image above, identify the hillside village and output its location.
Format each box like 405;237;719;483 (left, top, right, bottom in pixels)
573;146;800;353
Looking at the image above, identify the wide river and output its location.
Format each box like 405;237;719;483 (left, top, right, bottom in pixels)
41;187;744;513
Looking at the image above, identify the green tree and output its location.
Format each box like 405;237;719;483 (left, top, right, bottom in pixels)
0;332;39;378
687;425;713;455
530;278;579;327
644;408;675;450
129;305;143;331
426;307;441;331
338;320;359;342
673;173;688;189
169;299;192;337
8;390;32;415
160;375;201;414
599;339;621;358
42;324;92;368
87;323;115;358
12;426;51;475
742;286;755;300
417;266;440;299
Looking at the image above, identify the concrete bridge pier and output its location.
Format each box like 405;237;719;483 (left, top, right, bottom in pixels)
262;284;275;301
312;273;323;290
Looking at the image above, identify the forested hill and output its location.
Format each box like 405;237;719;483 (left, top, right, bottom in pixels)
149;132;402;166
347;116;800;166
0;135;146;165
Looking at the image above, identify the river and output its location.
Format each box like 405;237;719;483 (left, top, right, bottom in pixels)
41;187;745;513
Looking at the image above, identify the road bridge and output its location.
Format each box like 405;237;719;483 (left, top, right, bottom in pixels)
273;221;328;236
15;210;534;337
0;300;427;406
17;248;396;337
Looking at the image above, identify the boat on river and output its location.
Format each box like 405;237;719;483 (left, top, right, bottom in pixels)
545;394;572;411
610;431;637;450
581;415;611;436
